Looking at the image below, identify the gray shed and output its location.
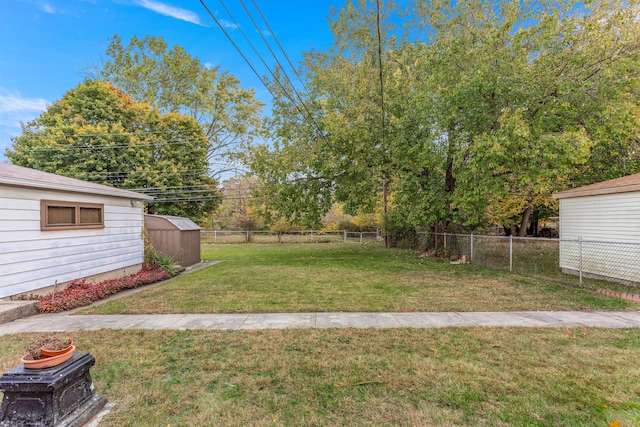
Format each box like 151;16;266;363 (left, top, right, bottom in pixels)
145;215;201;267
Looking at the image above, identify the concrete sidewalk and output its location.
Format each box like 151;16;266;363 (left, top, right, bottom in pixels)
2;261;639;335
2;310;640;335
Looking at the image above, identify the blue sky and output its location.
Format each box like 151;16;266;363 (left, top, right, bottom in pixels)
0;0;340;162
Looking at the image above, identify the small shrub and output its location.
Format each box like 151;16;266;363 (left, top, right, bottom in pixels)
148;249;180;275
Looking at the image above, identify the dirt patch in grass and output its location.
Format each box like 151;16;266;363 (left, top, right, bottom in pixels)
1;328;638;426
80;244;633;314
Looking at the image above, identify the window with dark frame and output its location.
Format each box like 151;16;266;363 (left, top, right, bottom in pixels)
41;200;104;230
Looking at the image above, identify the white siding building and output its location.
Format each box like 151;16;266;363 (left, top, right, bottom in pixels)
0;164;152;298
553;174;640;285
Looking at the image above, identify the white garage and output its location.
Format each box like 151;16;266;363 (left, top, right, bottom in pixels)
0;163;152;298
553;173;640;286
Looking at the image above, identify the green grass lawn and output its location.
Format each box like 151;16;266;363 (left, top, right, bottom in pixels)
4;244;640;426
1;328;638;426
80;243;633;314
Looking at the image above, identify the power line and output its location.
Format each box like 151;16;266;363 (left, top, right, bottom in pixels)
248;0;315;101
129;182;261;191
237;0;315;113
146;195;255;203
63;169;207;176
243;0;343;145
11;139;206;151
14;129;195;138
375;0;386;149
199;0;334;152
375;0;389;230
205;0;326;142
53;164;246;183
198;0;299;119
198;0;280;102
214;0;295;103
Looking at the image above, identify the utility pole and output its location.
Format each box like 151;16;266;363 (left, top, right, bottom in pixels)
382;176;388;247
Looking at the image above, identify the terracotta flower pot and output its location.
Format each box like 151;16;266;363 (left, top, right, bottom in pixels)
21;346;76;370
41;340;73;357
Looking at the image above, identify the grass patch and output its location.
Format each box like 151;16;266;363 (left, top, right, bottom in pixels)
80;243;634;314
1;328;638;426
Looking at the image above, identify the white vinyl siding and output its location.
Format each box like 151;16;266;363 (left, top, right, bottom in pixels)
0;192;144;298
559;192;640;285
559;193;640;241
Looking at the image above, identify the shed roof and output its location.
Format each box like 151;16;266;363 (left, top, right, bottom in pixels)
145;214;201;230
553;173;640;199
0;163;153;200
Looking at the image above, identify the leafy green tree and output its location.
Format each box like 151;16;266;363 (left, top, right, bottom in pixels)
90;35;264;178
414;0;640;235
6;80;218;222
248;0;640;238
247;1;422;231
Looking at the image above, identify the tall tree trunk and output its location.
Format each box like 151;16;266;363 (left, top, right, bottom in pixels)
444;138;457;215
518;205;532;237
445;154;456;194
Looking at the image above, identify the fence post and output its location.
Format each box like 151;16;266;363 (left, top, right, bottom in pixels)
360;232;363;244
246;230;249;243
444;232;447;250
509;235;513;272
344;230;347;243
470;232;474;261
214;230;217;243
578;237;583;285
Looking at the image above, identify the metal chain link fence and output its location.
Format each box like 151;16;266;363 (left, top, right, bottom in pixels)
421;232;640;291
201;230;639;291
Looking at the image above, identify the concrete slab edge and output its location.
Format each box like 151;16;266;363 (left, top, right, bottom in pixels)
0;301;40;325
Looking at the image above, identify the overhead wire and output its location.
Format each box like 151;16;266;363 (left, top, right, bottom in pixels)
244;0;348;120
375;0;386;149
15;1;339;205
248;0;315;100
13;129;195;138
375;0;389;225
239;0;343;147
12;140;206;151
199;0;336;153
198;0;281;103
203;0;329;145
212;0;296;103
237;0;315;113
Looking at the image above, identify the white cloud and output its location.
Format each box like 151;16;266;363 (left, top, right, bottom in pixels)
0;91;49;160
218;19;238;29
23;0;58;14
0;91;48;127
133;0;203;26
40;2;56;14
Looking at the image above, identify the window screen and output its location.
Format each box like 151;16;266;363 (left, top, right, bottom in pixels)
79;207;102;224
47;206;76;225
